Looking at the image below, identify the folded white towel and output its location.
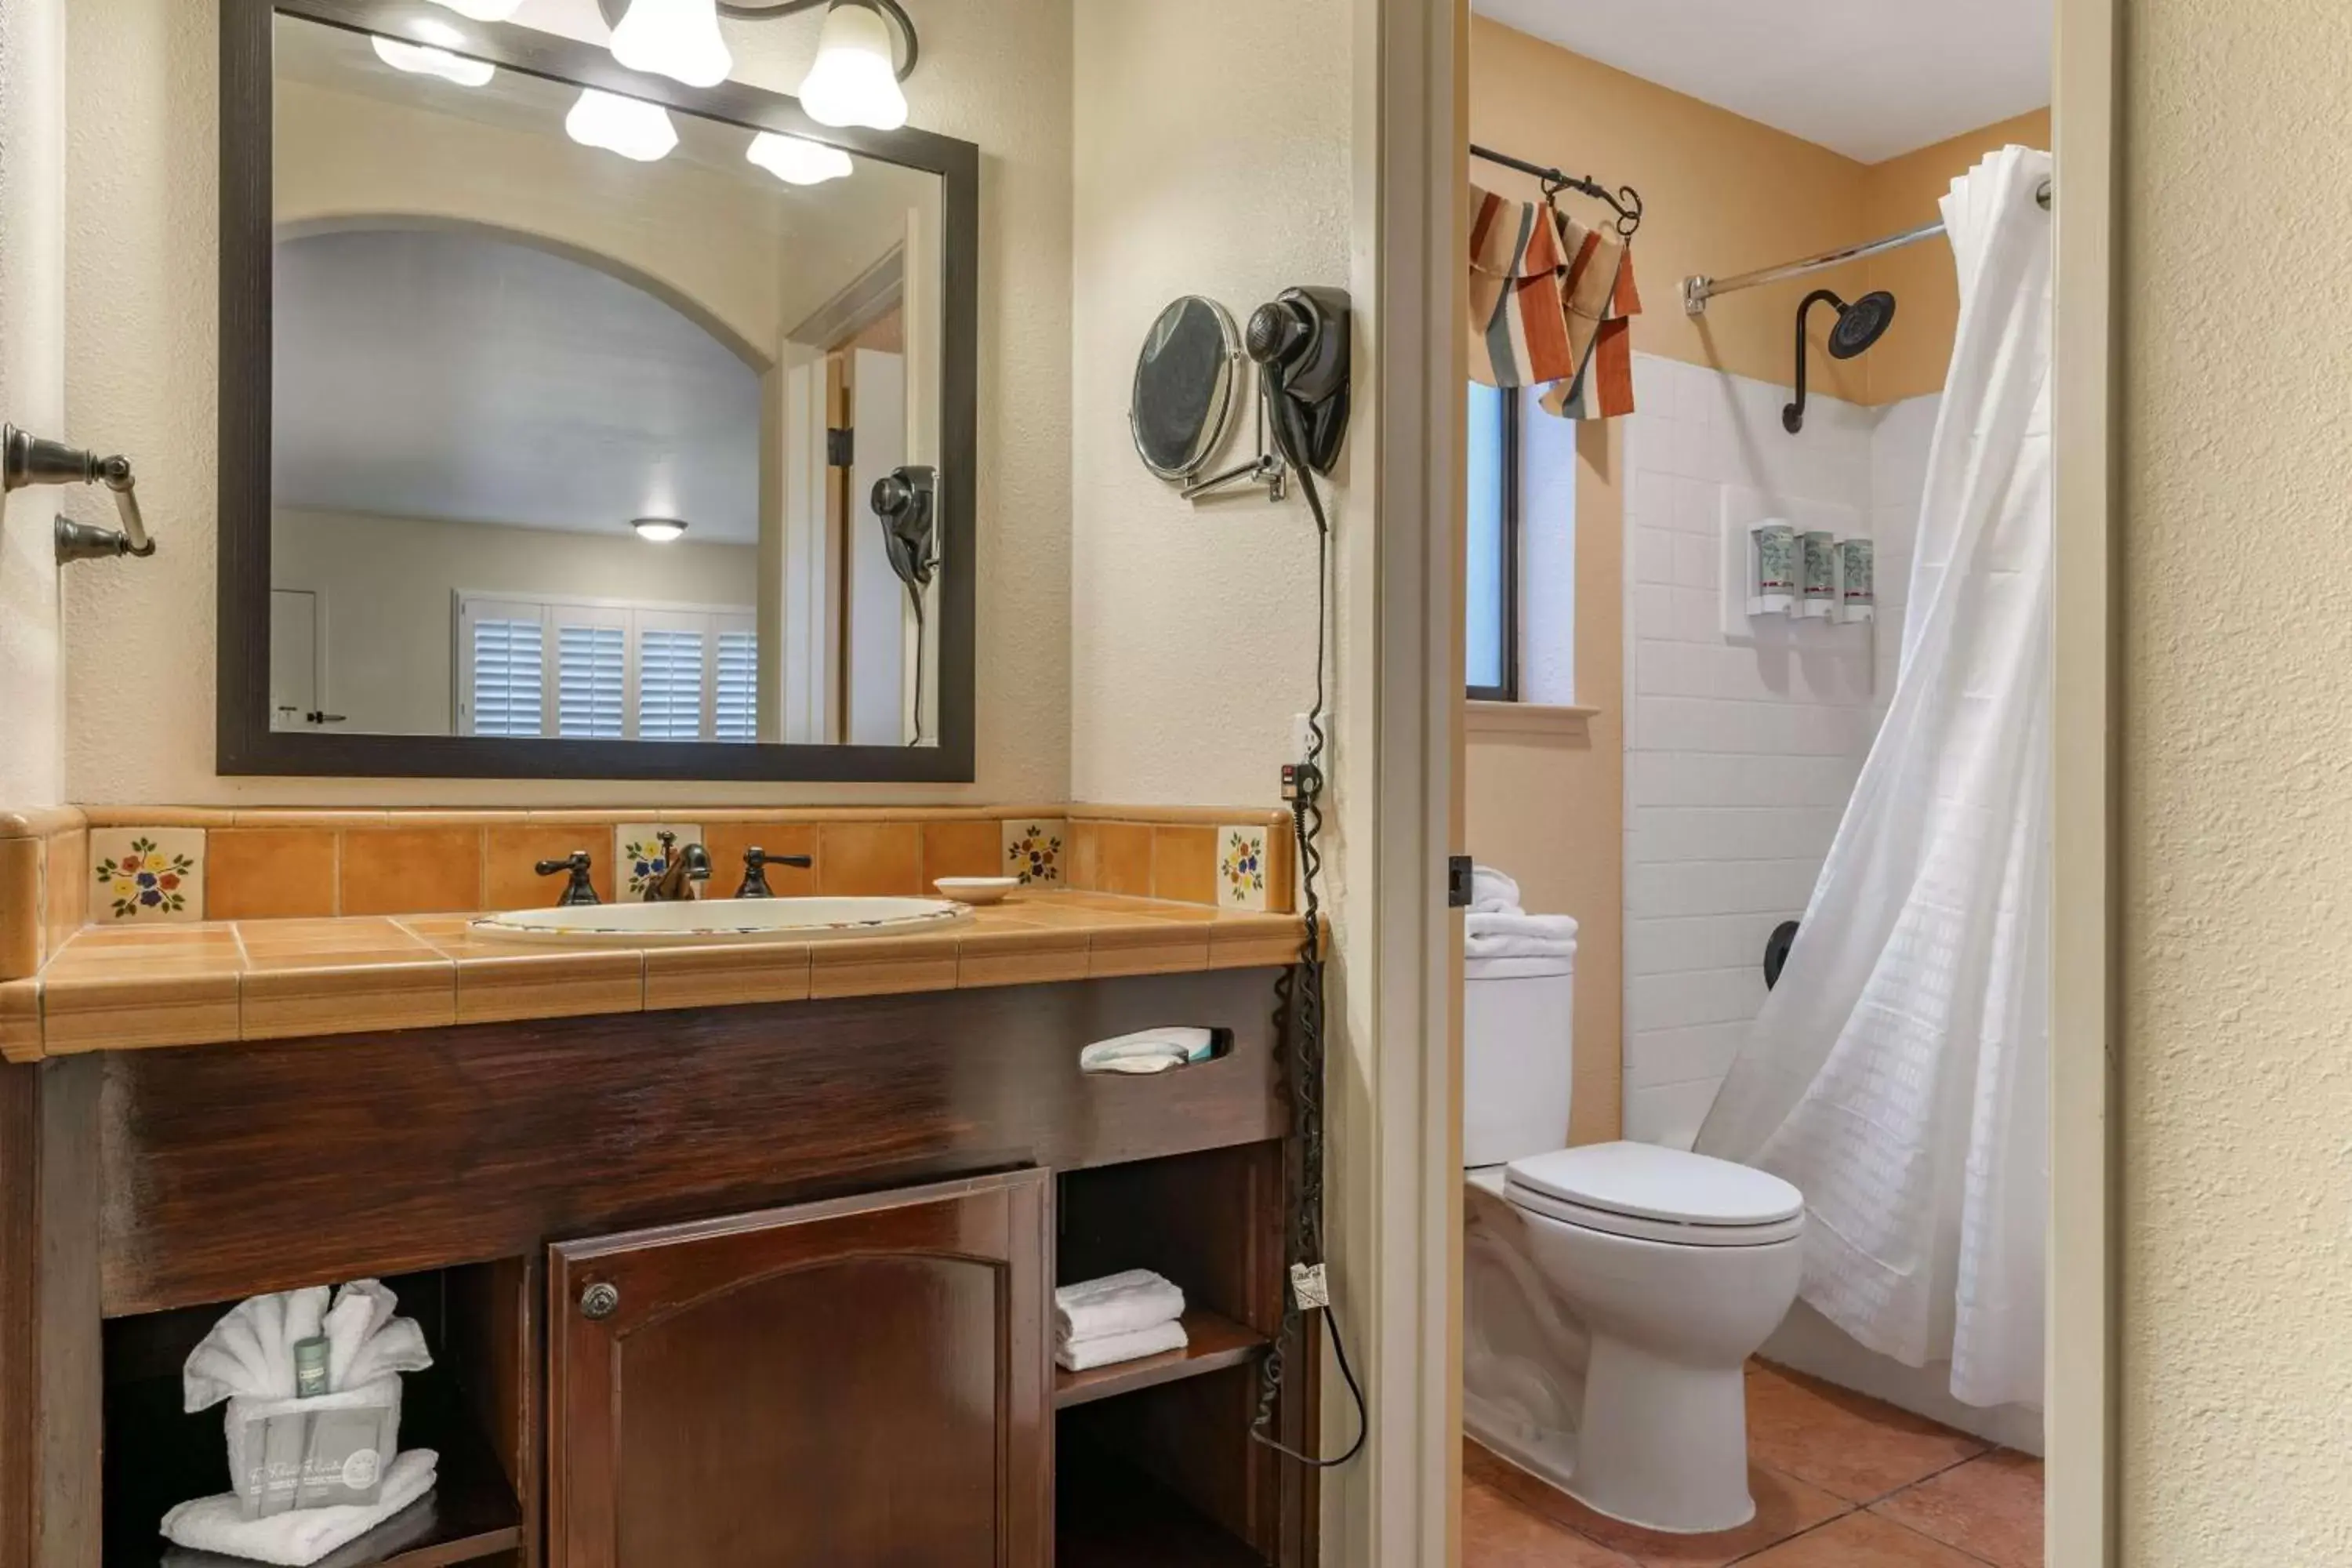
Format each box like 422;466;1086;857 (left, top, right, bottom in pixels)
1465;912;1579;961
1054;1270;1186;1343
1055;1319;1190;1372
1078;1028;1218;1076
161;1449;438;1566
1470;865;1523;915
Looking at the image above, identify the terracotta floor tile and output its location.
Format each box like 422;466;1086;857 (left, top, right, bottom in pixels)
1465;1442;1846;1568
1746;1363;1991;1504
1734;1509;1987;1566
1461;1478;1638;1567
1871;1450;2044;1568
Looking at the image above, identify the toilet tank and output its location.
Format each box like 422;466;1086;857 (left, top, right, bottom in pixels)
1463;946;1576;1167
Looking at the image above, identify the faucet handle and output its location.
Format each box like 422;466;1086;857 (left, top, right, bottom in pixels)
534;851;600;907
735;846;813;899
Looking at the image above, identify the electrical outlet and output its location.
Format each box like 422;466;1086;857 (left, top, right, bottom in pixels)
1291;712;1316;761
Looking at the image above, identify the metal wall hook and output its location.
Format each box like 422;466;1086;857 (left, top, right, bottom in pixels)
5;424;157;562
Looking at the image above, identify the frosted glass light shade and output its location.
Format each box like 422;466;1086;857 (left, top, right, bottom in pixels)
797;3;906;130
632;517;689;543
564;89;679;162
609;0;732;89
423;0;523;18
746;132;853;186
371;36;496;87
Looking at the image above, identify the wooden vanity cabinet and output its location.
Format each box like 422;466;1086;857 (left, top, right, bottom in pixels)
548;1170;1051;1568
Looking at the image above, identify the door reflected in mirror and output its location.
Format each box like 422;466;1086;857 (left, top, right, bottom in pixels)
269;12;945;749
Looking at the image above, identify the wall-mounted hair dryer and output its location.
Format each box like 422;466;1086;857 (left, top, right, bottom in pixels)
1245;286;1351;477
870;464;938;596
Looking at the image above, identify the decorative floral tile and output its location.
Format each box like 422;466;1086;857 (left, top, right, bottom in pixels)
90;828;206;923
1000;819;1066;886
1217;825;1271;912
614;823;703;902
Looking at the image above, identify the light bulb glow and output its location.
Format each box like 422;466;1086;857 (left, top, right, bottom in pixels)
633;517;689;543
371;35;496;87
565;89;679;162
609;0;732;89
797;3;906;130
423;0;523;18
746;131;854;186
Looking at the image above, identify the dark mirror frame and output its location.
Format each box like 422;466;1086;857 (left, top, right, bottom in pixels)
218;0;979;781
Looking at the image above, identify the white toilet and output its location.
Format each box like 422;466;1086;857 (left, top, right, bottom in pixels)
1462;938;1806;1534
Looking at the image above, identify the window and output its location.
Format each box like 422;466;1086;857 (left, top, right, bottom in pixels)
456;593;757;742
1466;380;1519;700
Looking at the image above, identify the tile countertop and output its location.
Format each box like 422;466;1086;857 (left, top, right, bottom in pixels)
0;891;1310;1063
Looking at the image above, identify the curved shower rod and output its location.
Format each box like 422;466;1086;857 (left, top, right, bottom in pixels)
1470;143;1643;238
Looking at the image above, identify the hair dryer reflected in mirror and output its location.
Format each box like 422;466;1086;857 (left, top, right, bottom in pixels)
1246;286;1351;477
870;463;938;746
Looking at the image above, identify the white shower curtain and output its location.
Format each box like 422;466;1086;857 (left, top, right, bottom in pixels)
1694;147;2053;1410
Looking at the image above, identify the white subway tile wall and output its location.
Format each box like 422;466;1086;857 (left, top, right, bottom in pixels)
1619;353;1934;1148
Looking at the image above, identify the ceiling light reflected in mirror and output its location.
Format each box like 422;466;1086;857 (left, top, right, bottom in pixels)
564;89;680;161
632;517;690;543
746;131;853;185
371;33;497;87
423;0;523;18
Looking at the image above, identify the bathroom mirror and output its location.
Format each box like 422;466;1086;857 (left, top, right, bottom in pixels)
216;0;977;781
1130;296;1241;481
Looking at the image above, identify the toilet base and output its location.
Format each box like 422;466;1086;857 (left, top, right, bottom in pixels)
1566;1333;1755;1534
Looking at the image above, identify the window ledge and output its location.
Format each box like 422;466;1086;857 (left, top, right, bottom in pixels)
1465;701;1599;739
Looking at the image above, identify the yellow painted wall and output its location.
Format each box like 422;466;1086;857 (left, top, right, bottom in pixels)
1464;16;2047;1145
2119;0;2352;1557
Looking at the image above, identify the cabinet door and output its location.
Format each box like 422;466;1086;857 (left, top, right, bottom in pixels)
549;1170;1051;1568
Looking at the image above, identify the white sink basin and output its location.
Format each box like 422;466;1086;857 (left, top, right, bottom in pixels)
468;896;973;947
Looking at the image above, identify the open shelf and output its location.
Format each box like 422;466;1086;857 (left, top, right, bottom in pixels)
1054;1308;1267;1410
1057;1439;1266;1568
102;1368;521;1568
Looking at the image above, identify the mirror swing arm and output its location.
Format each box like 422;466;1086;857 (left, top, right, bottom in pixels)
214;0;979;782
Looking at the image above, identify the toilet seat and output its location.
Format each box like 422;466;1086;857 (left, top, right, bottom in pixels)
1503;1142;1805;1248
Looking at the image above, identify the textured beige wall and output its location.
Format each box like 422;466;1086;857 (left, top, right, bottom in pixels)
1066;0;1354;808
62;0;1071;805
2119;0;2352;1558
0;0;66;809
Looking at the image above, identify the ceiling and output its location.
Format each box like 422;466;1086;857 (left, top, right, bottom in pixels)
273;227;761;543
1472;0;2051;162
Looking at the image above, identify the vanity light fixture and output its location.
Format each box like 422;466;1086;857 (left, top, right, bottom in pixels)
422;0;523;18
746;131;852;185
371;27;497;87
797;1;911;129
609;0;733;89
565;89;680;162
632;517;690;543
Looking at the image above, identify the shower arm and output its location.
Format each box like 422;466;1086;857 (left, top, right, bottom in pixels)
1681;177;2052;317
1784;289;1845;436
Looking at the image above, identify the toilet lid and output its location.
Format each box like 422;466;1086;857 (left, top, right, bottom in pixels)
1505;1142;1803;1229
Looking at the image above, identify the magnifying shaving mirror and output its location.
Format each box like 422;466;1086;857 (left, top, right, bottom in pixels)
1130;296;1241;481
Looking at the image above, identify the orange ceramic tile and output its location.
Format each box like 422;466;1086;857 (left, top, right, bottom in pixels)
1869;1451;2043;1568
1734;1511;1984;1566
0;837;39;980
234;917;430;955
241;960;458;1041
452;950;643;1025
41;971;243;1053
815;823;922;897
205;829;340;920
1150;825;1218;906
957;926;1090;989
44;824;86;956
1087;924;1209;979
1462;1476;1639;1567
1065;820;1100;890
0;980;42;1064
338;828;485;916
1745;1363;1989;1504
702;823;817;897
1091;822;1154;897
922;820;1004;885
1464;1441;1848;1568
1208;914;1309;971
809;934;962;998
644;944;815;1011
484;826;619;911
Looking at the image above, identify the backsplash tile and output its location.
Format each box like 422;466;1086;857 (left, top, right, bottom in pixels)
339;827;483;917
90;828;205;923
615;823;702;902
206;828;338;920
923;821;1004;886
1217;826;1272;912
815;822;921;897
1151;825;1218;906
1001;818;1067;885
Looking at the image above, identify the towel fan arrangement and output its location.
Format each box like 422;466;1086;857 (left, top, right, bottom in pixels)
1467;144;1646;421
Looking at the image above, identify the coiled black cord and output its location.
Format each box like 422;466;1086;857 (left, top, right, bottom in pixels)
1248;394;1367;1470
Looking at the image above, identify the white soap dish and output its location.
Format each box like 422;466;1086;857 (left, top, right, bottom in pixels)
936;877;1022;906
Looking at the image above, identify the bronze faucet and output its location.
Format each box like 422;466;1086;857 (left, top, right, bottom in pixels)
644;831;712;902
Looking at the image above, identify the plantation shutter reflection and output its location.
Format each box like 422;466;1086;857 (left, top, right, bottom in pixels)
715;619;758;742
557;620;627;739
638;626;709;741
470;615;546;737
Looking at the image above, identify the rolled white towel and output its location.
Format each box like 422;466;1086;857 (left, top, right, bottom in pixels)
1469;864;1522;915
1055;1319;1190;1372
161;1449;438;1567
1054;1269;1186;1343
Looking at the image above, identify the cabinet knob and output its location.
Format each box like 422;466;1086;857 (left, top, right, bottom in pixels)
579;1281;620;1320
